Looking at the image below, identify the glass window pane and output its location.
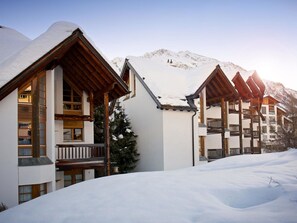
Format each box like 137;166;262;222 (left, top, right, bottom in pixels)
63;129;72;141
19;185;32;193
19;147;32;156
74;129;82;140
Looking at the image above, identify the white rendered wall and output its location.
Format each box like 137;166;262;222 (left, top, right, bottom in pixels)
206;106;221;118
205;134;221;149
121;73;164;171
84;169;95;181
162;110;198;170
18;165;55;185
0;90;18;207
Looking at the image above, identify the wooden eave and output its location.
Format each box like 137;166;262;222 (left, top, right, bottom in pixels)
0;28;129;104
232;72;253;100
189;65;239;106
263;95;280;105
252;72;265;95
246;76;262;99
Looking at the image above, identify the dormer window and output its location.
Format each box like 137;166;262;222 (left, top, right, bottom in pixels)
63;80;82;114
124;70;136;100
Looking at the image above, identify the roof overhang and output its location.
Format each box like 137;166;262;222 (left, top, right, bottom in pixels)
232;72;253;100
0;29;129;105
188;65;239;106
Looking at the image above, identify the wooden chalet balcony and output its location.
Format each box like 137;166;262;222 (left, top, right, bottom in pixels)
208;149;223;160
229;124;240;136
253;131;259;138
252;115;260;123
207;118;222;134
243;128;251;137
230;148;240;156
56;144;105;170
244;147;252;154
243;109;250;119
229;104;239;114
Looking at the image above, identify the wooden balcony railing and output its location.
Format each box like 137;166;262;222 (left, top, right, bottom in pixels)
230;148;240;156
56;144;105;160
208;149;223;160
207;118;222;134
230;124;240;136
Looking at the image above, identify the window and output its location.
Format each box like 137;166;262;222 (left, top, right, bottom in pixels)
269;105;275;115
270;126;276;133
63;121;83;141
261;106;267;114
64;170;83;187
63;80;82;114
269;116;276;124
18;73;46;157
124;71;136;100
262;126;267;133
19;184;47;204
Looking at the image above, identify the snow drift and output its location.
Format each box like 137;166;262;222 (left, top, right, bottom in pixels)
1;150;297;223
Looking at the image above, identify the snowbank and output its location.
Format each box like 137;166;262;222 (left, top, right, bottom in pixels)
1;150;297;223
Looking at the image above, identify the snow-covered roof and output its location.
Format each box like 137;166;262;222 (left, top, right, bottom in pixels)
127;56;219;107
1;150;297;223
0;21;120;89
0;22;80;88
0;25;30;64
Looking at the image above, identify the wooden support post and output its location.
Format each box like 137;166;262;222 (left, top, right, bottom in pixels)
221;98;226;157
89;91;94;121
224;101;228;156
199;136;205;157
32;78;40;158
250;107;254;154
200;90;206;157
258;97;262;154
104;92;111;176
239;98;243;154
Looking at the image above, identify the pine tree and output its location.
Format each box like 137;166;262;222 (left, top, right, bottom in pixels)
94;102;139;173
110;103;139;173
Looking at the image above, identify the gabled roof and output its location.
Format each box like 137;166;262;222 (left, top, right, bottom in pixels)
0;22;129;104
187;65;239;106
232;72;253;100
121;57;239;110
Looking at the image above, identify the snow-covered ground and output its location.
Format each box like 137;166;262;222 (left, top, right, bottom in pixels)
1;150;297;223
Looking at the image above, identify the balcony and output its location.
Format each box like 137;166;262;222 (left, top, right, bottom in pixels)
229;124;240;136
253;131;259;138
56;144;105;170
243;109;250;119
229;104;239;114
243;128;251;137
208;149;223;160
207;118;222;134
230;148;240;156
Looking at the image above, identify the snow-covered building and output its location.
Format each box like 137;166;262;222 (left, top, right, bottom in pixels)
261;95;290;149
0;22;128;208
118;50;266;171
121;50;265;171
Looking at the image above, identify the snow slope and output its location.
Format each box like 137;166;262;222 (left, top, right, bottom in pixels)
1;150;297;223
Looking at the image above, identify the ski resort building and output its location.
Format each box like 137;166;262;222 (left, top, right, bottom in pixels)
0;22;128;208
119;52;266;171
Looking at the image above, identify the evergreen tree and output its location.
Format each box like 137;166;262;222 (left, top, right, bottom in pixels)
94;102;139;173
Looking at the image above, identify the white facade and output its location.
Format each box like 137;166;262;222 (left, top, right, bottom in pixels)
121;70;199;171
0;89;18;207
0;67;97;208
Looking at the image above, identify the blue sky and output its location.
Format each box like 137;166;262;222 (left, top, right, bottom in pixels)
1;0;297;89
